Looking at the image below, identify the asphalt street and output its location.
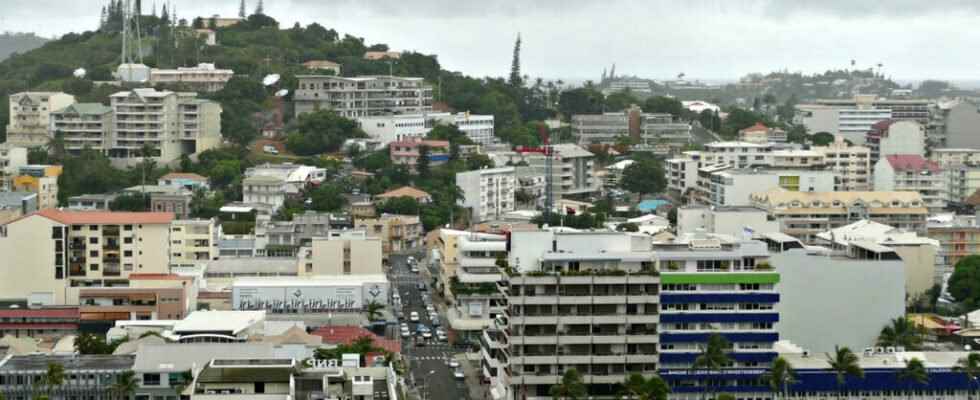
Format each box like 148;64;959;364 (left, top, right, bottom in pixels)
388;254;470;400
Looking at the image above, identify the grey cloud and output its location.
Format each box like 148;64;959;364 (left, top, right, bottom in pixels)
761;0;980;18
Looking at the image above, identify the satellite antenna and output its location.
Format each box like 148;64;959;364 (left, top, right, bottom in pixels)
73;68;87;79
275;89;290;97
262;74;281;86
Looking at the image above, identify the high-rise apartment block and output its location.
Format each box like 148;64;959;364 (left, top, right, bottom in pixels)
294;75;433;118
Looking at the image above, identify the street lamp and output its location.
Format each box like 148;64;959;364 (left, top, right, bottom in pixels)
422;370;435;400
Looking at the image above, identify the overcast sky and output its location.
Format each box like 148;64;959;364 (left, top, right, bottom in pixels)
3;0;979;82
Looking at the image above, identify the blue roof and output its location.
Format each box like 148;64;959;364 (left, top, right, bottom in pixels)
637;199;670;212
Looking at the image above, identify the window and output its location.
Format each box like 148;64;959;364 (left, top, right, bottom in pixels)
51;227;63;239
89;250;99;257
142;373;161;386
124;237;133;244
89;225;99;231
306;263;313;273
124;250;133;257
89;237;98;244
90;264;99;271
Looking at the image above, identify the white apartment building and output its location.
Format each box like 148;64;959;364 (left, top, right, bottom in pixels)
148;63;234;92
456;167;517;222
701;141;774;168
242;163;328;212
242;175;288;212
294;75;433;118
49;103;114;155
706;168;836;207
356;112;495;147
0;210;174;305
491;144;600;198
676;206;779;237
931;149;980;204
666;151;704;196
0;145;27;191
485;230;659;400
5;92;76;147
170;219;218;263
109;89;222;164
866;120;927;165
812;135;872;191
873;155;946;211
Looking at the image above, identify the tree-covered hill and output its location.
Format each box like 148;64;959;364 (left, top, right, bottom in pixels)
0;10;555;146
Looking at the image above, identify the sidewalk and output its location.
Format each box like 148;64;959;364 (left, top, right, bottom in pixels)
457;353;488;400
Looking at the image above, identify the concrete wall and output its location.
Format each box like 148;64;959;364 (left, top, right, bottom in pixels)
893;244;937;300
309;237;383;275
773;249;905;353
880;121;926;158
945;103;980;149
0;215;66;304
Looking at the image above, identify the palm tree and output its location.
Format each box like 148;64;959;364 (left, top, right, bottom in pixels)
365;301;384;321
692;333;733;399
549;368;587;400
32;362;65;399
897;358;928;400
877;318;923;350
618;373;670;400
766;356;797;400
956;353;980;400
171;369;194;399
112;370;139;400
826;346;864;399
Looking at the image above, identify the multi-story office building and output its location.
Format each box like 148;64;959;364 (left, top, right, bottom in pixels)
5;92;76;147
0;145;27;192
148;63;234;92
653;233;777;392
927;215;980;280
705;169;836;207
298;231;383;276
457;167;517;222
0;354;135;399
865;120;927;165
170;219;218;262
389;138;450;172
485;230;660;400
49;103;114;155
356;214;423;256
444;232;508;343
873;155;946;211
795;95;930;143
0;209;174;305
812;135;872;191
294;75;433;118
502;143;600;198
750;190;929;242
572;106;692;146
10;164;62;209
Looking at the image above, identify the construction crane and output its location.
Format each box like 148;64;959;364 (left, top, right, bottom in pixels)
514;125;556;215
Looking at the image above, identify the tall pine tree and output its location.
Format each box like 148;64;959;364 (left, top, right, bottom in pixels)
509;33;522;87
255;0;264;15
239;0;247;18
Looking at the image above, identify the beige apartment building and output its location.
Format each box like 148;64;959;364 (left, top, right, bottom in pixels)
50;103;114;156
109;88;222;164
79;274;196;323
148;63;234;92
356;214;423;257
812;136;872;191
0;145;28;192
750;190;929;243
0;210;174;306
299;232;383;276
170;219;218;262
5;92;76;147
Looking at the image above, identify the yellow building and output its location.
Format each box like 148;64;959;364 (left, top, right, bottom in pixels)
355;214;423;259
0;209;174;306
11;164;62;209
170;219;218;262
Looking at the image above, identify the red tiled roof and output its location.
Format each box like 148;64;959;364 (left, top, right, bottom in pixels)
312;326;401;354
0;323;78;330
0;308;79;319
870;119;895;132
376;186;432;200
885;154;941;173
740;122;769;132
34;209;175;225
198;291;231;299
160;172;208;181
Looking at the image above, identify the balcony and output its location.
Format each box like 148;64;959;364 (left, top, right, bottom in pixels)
103;263;122;277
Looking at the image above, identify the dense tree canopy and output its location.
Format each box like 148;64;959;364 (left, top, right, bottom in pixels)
948;255;980;307
620;155;667;197
285;110;366;155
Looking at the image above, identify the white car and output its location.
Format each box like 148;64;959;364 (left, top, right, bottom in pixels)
262;145;279;155
410;265;419;273
421;331;433;339
400;327;411;338
437;332;448;342
409;312;420;322
453;369;465;379
393;293;401;302
426;305;436;313
448;359;460;369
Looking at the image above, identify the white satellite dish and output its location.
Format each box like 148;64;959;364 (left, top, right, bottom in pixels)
73;68;87;78
275;89;290;97
262;74;281;86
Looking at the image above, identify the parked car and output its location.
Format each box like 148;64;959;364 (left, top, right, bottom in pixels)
426;305;436;313
453;369;465;379
263;145;279;155
409;312;420;322
448;359;460;368
417;283;427;291
410;265;419;273
400;327;411;338
437;331;449;342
